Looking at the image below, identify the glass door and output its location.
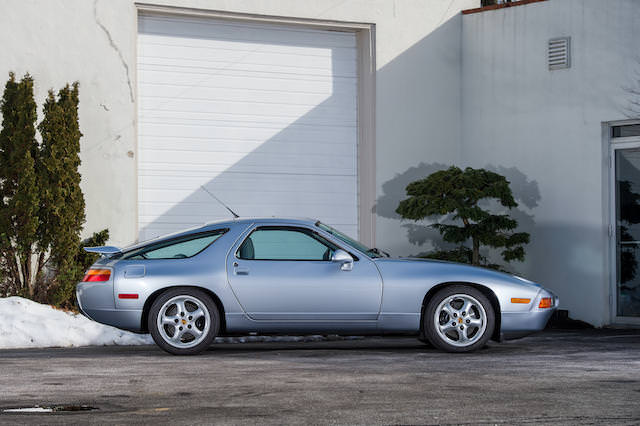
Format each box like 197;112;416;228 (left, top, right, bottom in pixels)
613;145;640;319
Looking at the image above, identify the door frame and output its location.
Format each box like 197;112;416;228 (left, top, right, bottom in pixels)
608;119;640;325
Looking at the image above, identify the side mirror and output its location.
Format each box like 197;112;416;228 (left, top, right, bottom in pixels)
331;249;353;271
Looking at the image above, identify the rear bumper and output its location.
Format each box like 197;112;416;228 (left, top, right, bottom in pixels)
79;307;144;332
77;283;143;332
500;291;559;340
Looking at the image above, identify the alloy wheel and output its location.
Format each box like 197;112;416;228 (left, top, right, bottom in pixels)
433;293;487;347
156;295;211;349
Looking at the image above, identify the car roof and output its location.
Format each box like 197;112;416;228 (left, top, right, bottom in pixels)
201;216;318;229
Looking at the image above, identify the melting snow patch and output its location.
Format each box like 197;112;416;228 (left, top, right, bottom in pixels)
0;296;152;349
3;405;97;413
0;296;364;350
3;407;53;413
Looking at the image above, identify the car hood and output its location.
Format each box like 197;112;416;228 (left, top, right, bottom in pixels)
373;257;541;289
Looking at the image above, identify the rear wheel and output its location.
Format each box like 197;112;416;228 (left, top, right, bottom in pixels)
424;285;495;352
148;288;219;355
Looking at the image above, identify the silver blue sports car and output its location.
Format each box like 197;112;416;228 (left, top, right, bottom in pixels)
77;217;558;355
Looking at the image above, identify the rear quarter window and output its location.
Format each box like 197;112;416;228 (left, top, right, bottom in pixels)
124;230;227;260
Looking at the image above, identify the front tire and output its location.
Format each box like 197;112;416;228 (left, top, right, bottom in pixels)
148;288;219;355
424;285;495;353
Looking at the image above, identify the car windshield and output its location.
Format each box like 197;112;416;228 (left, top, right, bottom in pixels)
315;222;383;258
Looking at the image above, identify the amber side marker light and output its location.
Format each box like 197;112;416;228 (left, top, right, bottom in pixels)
82;269;111;282
511;298;531;304
539;297;553;309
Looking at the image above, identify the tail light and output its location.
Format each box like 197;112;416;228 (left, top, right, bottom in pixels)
82;269;111;282
538;297;553;309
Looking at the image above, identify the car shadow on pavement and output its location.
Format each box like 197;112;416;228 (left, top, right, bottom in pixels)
0;337;511;359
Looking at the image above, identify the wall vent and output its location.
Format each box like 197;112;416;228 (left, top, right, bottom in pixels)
548;37;571;70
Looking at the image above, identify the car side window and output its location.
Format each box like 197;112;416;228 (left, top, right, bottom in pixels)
125;231;225;260
237;228;336;261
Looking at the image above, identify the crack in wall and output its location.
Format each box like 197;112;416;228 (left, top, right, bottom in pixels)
94;0;134;103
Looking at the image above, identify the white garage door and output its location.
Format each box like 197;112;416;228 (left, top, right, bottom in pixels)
137;14;358;241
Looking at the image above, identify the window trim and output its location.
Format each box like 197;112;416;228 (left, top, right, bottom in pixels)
612;123;640;140
235;226;359;262
122;228;229;260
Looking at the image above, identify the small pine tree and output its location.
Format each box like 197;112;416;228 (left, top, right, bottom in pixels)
396;166;530;268
37;83;86;305
0;73;99;306
0;73;40;297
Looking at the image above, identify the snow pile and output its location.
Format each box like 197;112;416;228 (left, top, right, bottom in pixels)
0;296;152;349
0;296;364;350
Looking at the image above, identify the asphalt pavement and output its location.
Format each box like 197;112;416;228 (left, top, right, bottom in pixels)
1;329;639;425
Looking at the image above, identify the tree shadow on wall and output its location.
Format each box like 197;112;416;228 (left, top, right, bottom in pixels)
375;162;541;257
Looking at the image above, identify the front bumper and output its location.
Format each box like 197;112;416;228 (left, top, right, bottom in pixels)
500;290;559;340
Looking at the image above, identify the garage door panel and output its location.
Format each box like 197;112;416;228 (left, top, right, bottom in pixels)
139;173;357;193
137;68;355;95
138;14;358;241
140;37;358;63
138;109;357;129
138;80;353;100
138;138;355;156
139;187;357;207
138;86;342;107
139;16;357;48
140;153;355;174
139;143;356;164
139;203;357;225
138;105;356;126
139;163;355;178
139;51;357;77
139;200;357;221
139;122;357;144
140;41;357;63
138;93;357;118
138;64;357;86
139;84;354;110
138;140;356;158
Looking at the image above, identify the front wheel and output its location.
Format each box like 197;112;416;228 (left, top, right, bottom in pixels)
424;285;495;352
148;288;220;355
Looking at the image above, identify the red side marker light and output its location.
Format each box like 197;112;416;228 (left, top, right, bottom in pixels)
82;269;111;282
118;294;139;300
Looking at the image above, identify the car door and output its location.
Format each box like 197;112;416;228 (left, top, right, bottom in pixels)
226;225;383;321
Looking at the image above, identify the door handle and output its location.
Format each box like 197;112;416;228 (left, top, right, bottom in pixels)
233;262;250;275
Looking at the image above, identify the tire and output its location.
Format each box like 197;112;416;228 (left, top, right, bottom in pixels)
424;285;495;353
417;331;433;347
148;287;220;355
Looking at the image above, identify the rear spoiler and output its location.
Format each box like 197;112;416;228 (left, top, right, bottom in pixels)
84;246;122;257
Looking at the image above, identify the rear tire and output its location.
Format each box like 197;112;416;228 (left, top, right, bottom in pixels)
424;285;495;353
148;287;219;355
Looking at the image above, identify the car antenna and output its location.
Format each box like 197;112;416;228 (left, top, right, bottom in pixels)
200;185;240;218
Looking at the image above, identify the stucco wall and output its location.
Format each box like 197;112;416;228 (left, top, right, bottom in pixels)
0;0;477;250
461;0;640;326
